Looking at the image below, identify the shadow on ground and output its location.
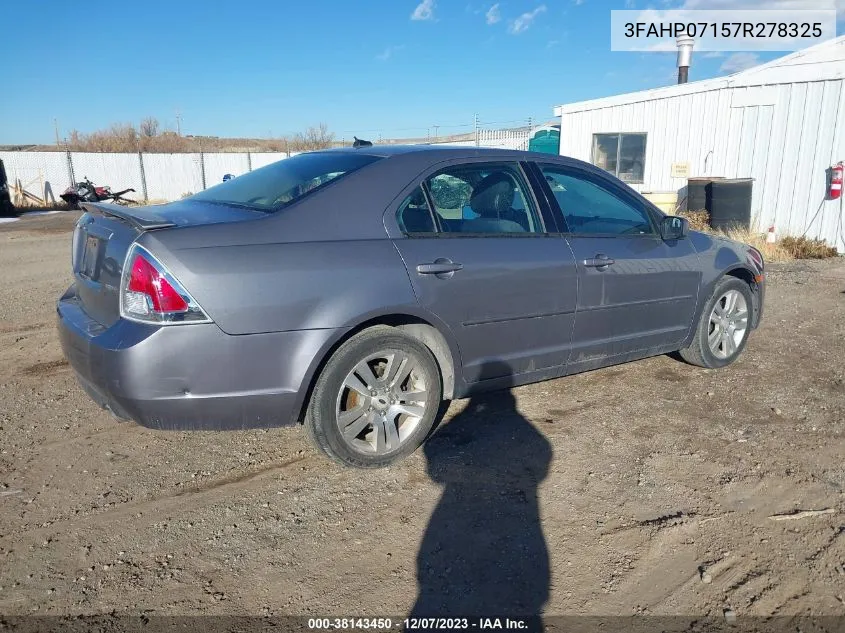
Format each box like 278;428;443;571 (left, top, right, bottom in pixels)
410;362;552;626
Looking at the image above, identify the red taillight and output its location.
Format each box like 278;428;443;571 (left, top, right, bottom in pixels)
120;245;209;324
128;254;188;313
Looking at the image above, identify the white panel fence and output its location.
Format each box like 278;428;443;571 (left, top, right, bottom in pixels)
0;129;531;205
0;150;303;205
429;129;530;150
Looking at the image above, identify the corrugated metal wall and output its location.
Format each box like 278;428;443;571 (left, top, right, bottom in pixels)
559;80;845;251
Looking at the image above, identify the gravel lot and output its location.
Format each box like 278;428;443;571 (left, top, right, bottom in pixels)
0;212;843;620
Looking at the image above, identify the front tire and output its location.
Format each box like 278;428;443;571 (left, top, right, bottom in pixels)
304;326;442;468
679;276;754;368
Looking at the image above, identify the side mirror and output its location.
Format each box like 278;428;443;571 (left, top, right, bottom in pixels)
660;215;689;240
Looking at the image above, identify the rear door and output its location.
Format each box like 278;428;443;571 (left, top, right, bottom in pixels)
532;162;701;368
389;160;578;383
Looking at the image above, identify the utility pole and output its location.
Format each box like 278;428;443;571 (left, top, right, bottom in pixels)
474;113;479;147
53;118;60;146
176;109;182;136
432;125;439;143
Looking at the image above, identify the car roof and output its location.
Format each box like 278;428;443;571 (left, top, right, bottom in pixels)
317;144;565;162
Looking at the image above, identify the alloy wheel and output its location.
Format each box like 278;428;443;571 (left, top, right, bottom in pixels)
707;289;749;360
335;350;429;455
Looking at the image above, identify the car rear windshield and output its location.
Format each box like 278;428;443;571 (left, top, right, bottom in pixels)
190;152;382;212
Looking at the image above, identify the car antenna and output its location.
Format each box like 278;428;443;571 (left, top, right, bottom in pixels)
352;136;373;149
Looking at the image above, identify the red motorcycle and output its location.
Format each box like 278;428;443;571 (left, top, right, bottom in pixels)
60;177;136;210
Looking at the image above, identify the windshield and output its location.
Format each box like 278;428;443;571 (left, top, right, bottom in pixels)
190;152;381;212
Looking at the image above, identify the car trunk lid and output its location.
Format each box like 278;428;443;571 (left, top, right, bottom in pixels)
72;200;263;327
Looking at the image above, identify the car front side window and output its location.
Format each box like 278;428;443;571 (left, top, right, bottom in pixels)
539;165;654;236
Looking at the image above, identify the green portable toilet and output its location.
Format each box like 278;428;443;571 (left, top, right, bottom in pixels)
528;126;560;155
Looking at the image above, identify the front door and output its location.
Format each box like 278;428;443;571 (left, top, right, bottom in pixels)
535;163;701;369
390;161;578;383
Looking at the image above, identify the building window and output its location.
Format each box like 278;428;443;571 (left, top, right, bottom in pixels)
591;133;646;184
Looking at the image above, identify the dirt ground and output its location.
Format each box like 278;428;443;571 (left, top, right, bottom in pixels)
0;212;843;621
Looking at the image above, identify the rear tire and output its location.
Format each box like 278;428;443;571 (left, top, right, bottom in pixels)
679;276;754;368
304;326;442;468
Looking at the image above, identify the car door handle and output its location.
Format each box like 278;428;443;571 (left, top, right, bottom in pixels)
583;254;615;269
416;259;463;277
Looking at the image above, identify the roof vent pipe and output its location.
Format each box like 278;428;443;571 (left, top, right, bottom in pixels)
676;33;694;84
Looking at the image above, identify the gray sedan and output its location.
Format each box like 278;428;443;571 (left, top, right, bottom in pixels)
57;146;765;467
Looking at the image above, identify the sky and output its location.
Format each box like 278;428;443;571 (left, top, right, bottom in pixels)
0;0;841;144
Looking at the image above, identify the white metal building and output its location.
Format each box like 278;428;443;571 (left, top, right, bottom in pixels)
554;36;845;251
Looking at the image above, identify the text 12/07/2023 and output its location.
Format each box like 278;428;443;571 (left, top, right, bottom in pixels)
306;617;534;630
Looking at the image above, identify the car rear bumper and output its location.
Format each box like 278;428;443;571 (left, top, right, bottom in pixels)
57;284;339;430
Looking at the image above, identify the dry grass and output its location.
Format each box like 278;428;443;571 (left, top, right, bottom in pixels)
11;201;69;212
780;235;840;259
677;209;839;263
677;209;710;232
45;120;336;154
717;227;792;263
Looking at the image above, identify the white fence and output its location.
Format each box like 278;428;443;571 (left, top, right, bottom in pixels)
0;150;299;205
0;130;530;205
429;129;530;150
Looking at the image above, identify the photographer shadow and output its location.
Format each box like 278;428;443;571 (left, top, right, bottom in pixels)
410;361;552;627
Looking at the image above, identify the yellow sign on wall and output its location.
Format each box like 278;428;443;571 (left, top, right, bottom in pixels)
671;162;691;179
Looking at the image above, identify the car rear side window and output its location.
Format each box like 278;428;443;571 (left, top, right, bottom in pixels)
190;152;381;212
424;163;543;235
539;165;654;236
397;187;436;234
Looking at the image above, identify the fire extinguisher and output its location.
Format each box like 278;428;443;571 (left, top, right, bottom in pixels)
830;162;843;200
